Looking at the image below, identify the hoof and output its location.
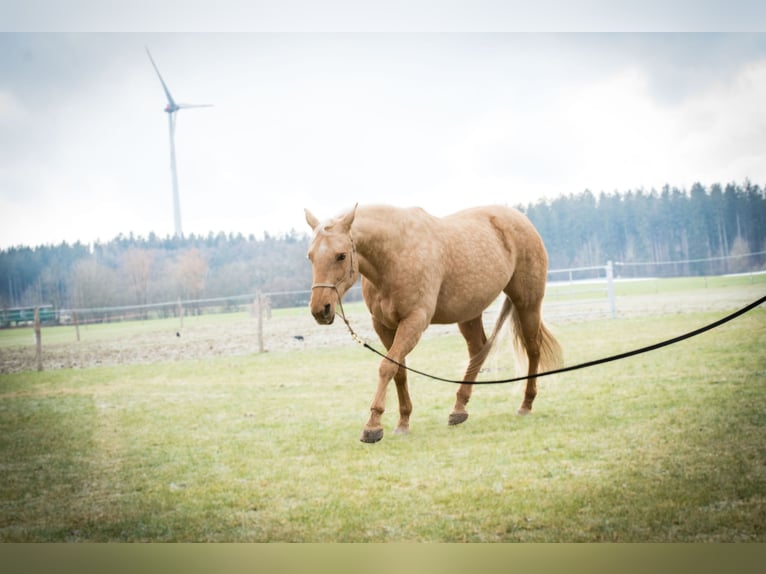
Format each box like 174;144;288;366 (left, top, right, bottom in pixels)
517;407;532;416
360;428;384;443
394;426;410;435
448;412;469;426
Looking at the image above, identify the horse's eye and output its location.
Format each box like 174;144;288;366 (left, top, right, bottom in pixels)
336;253;347;262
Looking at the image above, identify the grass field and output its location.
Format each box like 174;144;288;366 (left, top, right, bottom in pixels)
0;279;765;541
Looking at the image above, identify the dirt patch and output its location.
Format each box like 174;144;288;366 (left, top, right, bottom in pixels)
0;307;455;375
1;286;761;375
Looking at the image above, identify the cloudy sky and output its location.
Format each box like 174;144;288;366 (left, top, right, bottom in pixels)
1;4;766;248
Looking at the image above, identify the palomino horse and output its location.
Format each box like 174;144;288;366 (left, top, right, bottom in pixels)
305;204;562;443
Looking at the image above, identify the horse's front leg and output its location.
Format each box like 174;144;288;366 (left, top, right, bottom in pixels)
362;313;427;443
393;365;412;435
371;317;412;436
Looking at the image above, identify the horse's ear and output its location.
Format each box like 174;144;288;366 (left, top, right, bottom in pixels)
304;208;320;230
338;203;358;233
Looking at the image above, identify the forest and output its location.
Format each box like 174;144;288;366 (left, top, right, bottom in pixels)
1;180;765;316
526;181;766;275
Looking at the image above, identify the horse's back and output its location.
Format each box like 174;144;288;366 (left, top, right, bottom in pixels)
358;203;548;325
443;205;541;239
439;205;546;267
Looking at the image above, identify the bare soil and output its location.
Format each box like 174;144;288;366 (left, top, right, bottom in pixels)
1;285;761;375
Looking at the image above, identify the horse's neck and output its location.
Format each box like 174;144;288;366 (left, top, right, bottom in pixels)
352;207;404;285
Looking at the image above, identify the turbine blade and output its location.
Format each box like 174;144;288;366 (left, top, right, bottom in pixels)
177;103;214;109
145;46;177;108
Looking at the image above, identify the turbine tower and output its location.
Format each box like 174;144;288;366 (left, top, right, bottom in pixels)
146;47;212;238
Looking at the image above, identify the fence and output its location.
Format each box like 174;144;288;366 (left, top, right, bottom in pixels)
6;251;765;330
613;249;766;278
545;262;616;320
5;253;765;374
545;250;766;320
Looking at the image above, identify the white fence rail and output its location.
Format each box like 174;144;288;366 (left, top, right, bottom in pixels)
10;253;766;328
545;262;616;320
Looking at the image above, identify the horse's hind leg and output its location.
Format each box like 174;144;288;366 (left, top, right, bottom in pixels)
449;316;488;426
513;305;543;414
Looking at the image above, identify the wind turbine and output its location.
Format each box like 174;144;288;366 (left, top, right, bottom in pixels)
146;47;212;238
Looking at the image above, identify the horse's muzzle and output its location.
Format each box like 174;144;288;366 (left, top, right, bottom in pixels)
312;303;335;325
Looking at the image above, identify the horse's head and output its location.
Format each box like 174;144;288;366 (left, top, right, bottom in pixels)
305;205;359;325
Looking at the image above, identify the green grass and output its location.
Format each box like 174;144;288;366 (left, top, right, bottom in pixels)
545;269;766;301
1;298;765;541
3;273;762;349
0;306;309;349
613;272;766;295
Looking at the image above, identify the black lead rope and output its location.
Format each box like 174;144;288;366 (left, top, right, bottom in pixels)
350;295;766;386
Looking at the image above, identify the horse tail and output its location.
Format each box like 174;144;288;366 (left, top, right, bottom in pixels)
467;296;563;377
509;301;564;374
466;296;514;375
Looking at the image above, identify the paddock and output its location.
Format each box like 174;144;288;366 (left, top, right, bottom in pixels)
0;278;764;541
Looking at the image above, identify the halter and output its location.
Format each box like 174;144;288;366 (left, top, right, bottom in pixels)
309;237;364;345
310;236;358;292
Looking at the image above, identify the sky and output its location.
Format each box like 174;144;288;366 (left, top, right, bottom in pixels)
2;4;766;248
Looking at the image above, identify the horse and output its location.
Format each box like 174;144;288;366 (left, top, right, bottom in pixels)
305;203;563;443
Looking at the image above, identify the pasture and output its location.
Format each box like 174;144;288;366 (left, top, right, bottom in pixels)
0;278;765;541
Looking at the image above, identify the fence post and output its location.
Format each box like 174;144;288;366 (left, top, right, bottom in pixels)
256;291;265;353
73;309;81;342
34;306;43;371
606;261;616;319
177;297;184;331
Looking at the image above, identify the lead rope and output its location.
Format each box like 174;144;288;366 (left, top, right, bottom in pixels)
334;293;367;347
331;293;766;385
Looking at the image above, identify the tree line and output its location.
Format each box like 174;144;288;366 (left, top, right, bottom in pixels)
1;230;314;314
1;181;765;315
522;181;766;277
